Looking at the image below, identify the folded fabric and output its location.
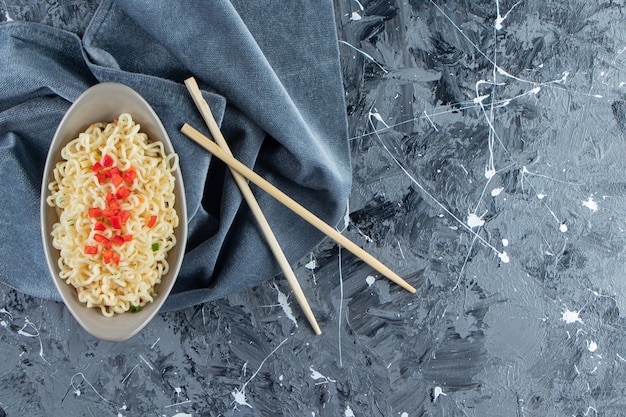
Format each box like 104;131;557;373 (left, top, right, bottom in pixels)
0;0;351;311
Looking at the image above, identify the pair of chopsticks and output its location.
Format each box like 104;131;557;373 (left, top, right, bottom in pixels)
182;77;415;335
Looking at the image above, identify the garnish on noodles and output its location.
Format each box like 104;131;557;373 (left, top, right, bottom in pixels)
47;113;179;316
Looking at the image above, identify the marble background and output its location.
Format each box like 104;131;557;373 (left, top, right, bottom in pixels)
1;0;626;416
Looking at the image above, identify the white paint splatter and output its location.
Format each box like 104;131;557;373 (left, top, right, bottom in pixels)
588;340;598;352
367;104;505;266
345;405;356;417
473;93;490;105
232;389;252;408
560;223;568;233
491;187;504;196
310;366;337;385
70;373;112;404
583;196;598;212
139;354;153;371
231;338;288;410
304;258;317;270
273;283;298;328
433;386;447;402
0;308;10;328
18;318;50;365
401;413;409;417
0;307;12;319
150;337;160;349
4;11;13;22
339;42;388;74
498;251;510;263
17;321;38;337
350;11;362;20
502;238;509;247
494;16;504;31
467;213;485;228
369;111;391;128
537;193;546;199
365;275;376;287
397;240;406;259
355;226;374;243
494;0;521;30
121;363;140;384
424;110;439;131
562;309;583;324
172;414;192;417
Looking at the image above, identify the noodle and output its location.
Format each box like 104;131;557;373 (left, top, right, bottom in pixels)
47;113;179;316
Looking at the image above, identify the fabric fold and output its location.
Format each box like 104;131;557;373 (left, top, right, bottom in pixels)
0;0;351;311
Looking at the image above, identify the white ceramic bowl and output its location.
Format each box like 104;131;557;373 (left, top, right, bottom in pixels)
40;83;187;342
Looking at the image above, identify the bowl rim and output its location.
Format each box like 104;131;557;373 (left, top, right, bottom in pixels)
40;82;187;342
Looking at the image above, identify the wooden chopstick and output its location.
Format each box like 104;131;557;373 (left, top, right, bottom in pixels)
183;77;322;335
180;123;417;294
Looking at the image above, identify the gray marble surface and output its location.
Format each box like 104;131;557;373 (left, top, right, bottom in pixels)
2;0;626;416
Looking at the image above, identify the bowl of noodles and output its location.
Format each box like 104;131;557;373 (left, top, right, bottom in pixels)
41;83;187;342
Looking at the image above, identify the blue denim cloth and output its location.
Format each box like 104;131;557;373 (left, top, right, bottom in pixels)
0;0;350;310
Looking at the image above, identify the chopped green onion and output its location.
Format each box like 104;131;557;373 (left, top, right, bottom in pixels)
152;289;158;297
151;242;159;251
130;305;141;313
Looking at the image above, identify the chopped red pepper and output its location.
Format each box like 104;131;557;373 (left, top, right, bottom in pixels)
147;215;157;228
124;169;136;185
96;173;108;184
116;186;131;199
111;173;124;187
120;210;131;224
88;208;102;218
90;153;143;266
101;154;113;167
109;215;122;230
107;197;120;211
102;208;116;217
103;250;114;264
93;233;110;244
109;199;120;210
